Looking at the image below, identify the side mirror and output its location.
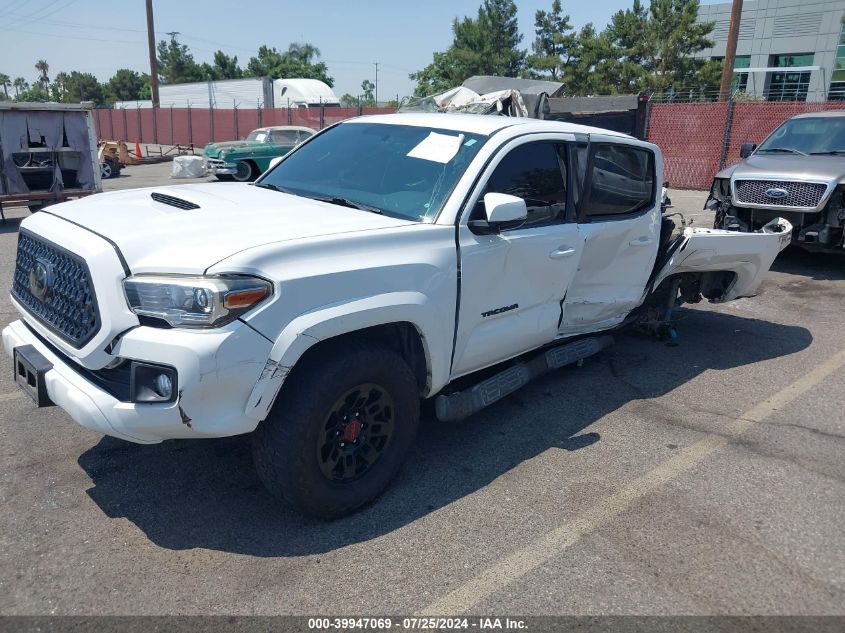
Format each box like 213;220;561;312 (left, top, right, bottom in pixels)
740;143;757;159
267;156;284;171
469;193;528;235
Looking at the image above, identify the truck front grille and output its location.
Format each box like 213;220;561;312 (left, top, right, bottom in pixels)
11;231;99;348
734;179;827;209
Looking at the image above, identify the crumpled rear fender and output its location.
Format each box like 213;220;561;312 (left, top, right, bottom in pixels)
651;218;792;302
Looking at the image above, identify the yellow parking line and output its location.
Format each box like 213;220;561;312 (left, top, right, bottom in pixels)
419;347;845;615
0;391;25;402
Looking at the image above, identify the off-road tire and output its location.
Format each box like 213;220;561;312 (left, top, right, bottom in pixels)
251;341;420;519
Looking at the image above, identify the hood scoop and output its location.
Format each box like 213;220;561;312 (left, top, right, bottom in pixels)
151;192;200;210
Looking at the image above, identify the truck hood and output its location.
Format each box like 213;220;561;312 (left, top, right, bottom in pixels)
46;183;413;273
717;154;845;182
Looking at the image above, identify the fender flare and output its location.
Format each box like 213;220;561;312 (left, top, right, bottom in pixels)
243;292;446;422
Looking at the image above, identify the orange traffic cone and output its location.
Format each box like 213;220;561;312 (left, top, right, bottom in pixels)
134;139;143;159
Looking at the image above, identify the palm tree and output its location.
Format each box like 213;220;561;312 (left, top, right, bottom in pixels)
284;42;320;64
0;73;10;98
13;77;28;97
35;59;49;88
53;71;68;99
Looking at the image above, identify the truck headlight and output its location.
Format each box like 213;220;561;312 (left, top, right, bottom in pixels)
124;275;272;328
710;177;731;201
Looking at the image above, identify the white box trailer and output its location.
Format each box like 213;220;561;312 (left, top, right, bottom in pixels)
0;101;101;222
114;77;339;109
272;79;339;107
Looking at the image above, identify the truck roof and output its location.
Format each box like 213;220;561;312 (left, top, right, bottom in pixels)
349;112;634;139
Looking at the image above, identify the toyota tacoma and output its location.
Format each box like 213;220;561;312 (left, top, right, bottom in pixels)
3;113;791;518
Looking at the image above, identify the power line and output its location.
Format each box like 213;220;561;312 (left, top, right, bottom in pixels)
0;0;78;34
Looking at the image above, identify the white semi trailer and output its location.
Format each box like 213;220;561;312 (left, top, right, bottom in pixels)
114;78;340;109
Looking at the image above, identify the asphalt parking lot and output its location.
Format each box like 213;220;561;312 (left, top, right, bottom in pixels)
0;170;843;616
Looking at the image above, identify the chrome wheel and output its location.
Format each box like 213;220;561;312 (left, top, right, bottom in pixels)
232;160;254;182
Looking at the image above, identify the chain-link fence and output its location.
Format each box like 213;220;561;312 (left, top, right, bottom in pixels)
646;100;845;189
92;105;396;148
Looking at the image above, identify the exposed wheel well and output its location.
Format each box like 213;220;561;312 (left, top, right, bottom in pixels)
291;323;429;396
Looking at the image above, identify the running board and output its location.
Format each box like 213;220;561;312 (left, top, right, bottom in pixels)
435;335;614;422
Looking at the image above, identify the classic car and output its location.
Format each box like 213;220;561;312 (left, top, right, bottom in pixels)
203;125;316;182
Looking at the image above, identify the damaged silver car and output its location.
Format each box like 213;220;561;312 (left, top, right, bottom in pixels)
710;111;845;254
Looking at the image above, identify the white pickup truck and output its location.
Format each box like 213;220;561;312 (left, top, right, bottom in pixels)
3;113;791;518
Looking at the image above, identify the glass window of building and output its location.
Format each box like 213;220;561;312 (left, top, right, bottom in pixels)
733;56;751;92
712;55;752;94
829;23;845;100
766;53;814;101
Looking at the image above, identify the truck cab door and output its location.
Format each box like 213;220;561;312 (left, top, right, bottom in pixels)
559;141;661;336
451;137;583;378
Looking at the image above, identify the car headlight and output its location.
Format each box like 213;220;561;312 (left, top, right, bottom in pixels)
124;275;272;328
710;177;731;201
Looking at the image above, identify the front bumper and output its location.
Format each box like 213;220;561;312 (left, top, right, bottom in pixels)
710;199;845;253
204;157;237;175
2;318;273;443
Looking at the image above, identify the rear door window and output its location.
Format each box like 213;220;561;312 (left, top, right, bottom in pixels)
583;144;654;218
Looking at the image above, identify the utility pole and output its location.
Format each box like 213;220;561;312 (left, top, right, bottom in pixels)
145;0;160;108
719;0;743;101
374;62;379;106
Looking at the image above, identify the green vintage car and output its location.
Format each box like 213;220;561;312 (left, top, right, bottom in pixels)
203;125;317;182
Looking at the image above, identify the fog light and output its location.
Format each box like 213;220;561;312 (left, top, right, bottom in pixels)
130;362;178;403
154;373;173;399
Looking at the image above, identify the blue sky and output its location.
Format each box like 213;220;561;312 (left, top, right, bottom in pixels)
0;0;718;101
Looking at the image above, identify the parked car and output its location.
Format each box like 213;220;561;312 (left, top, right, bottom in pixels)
710;111;845;254
203;125;316;182
3;113;791;518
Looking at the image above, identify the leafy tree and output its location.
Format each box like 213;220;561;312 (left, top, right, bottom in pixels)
35;59;49;88
564;24;618;95
245;43;333;86
16;84;50;102
50;71;69;101
601;0;650;93
200;50;243;80
107;68;148;101
13;77;28;97
409;51;463;96
61;71;104;104
340;93;359;107
410;0;525;97
526;0;575;80
526;0;714;96
0;73;10;98
643;0;714;92
361;79;375;105
157;34;204;84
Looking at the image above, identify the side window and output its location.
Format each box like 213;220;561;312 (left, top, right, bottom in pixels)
476;142;567;228
584;144;654;218
270;130;299;144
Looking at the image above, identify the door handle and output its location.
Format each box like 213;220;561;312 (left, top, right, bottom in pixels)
549;246;576;259
629;237;654;246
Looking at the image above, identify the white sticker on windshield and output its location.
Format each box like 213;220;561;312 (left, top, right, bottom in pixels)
407;132;465;164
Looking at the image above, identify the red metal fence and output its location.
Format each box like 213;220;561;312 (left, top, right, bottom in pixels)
92;106;396;148
95;101;845;191
647;101;845;190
